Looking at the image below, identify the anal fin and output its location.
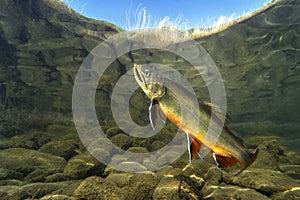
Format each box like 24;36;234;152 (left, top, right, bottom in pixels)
213;153;238;168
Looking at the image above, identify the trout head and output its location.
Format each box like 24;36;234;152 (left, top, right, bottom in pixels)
133;63;165;99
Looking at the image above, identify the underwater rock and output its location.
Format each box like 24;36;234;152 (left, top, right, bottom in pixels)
143;157;159;170
105;127;124;138
202;185;270;200
156;148;184;167
0;131;51;150
0;0;121;126
109;154;128;166
88;136;114;151
23;169;49;183
40;194;76;200
46;124;78;141
110;133;132;149
284;151;300;165
89;147;112;166
105;173;134;188
279;164;300;180
21;182;68;199
127;146;148;153
87;136;114;165
153;177;181;200
271;187;300;200
115;161;148;172
204;166;223;185
75;172;159;200
21;181;78;199
156;165;179;177
63;152;106;179
45;173;69;183
54;181;82;197
182;158;215;178
0;168;23;181
149;140;166;151
230;168;300;196
82;35;103;52
127;172;160;199
0;123;23;138
157;154;177;168
0;179;22;187
245;136;284;148
125;147;149;163
152;176;200;200
247;137;283;170
74;176;125;200
0;185;29;200
0;148;66;177
39;140;79;160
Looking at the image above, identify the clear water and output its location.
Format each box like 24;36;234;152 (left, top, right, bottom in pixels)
0;0;299;199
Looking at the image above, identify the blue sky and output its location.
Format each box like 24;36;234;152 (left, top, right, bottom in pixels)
63;0;272;30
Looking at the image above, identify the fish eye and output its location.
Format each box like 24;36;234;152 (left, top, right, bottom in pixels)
144;70;150;78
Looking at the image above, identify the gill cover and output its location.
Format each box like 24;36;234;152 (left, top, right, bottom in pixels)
133;63;165;99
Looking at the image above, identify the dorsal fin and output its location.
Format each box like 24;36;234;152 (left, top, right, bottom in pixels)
223;127;246;148
200;101;231;125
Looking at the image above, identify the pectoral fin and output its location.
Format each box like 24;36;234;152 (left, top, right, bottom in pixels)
213;153;238;168
149;99;165;130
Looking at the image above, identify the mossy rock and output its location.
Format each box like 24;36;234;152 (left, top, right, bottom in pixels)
0;168;23;181
39;140;79;160
0;148;66;178
0;185;29;200
21;181;76;199
0;131;51;150
63;152;106;180
105;127;124;138
110;133;131;149
46;124;78;140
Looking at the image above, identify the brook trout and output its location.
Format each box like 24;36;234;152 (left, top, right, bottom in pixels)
133;63;258;175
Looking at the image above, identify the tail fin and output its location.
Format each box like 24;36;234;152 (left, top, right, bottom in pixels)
248;147;259;167
235;147;259;176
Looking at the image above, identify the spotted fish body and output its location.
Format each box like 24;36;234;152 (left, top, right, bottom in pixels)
133;63;258;175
